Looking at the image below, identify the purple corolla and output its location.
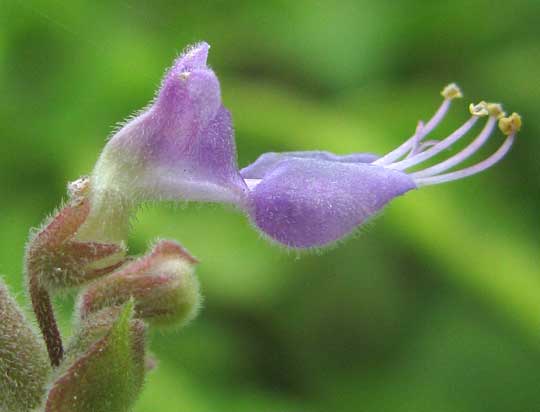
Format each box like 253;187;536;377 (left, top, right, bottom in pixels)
86;42;521;248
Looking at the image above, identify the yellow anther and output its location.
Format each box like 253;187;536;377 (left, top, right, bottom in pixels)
498;113;522;136
469;101;489;117
486;103;506;119
441;83;463;100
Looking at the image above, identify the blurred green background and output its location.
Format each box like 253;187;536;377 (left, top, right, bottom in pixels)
1;1;540;411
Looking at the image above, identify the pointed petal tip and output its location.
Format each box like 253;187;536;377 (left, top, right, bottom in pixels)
173;41;211;72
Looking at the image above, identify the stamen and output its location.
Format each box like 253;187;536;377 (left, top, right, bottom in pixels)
469;101;489;117
411;116;497;178
406;138;440;159
415;140;439;153
386;115;479;171
487;103;506;119
499;112;522;135
405;121;425;159
414;132;516;186
373;83;461;166
441;83;463;100
414;113;521;186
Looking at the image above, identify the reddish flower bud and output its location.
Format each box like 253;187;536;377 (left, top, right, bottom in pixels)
79;240;201;329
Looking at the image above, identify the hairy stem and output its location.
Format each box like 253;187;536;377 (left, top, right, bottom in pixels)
28;273;63;367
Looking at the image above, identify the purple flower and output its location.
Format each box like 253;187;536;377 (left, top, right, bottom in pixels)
91;42;247;207
89;43;521;249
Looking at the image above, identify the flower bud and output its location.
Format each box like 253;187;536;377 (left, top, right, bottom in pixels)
45;301;145;412
0;278;50;412
26;177;126;292
79;240;201;328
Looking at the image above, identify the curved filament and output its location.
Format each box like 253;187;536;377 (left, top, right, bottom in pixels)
373;98;452;166
387;116;479;171
414;133;515;186
411;116;497;179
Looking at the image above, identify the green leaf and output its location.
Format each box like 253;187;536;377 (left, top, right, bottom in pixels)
45;301;146;412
